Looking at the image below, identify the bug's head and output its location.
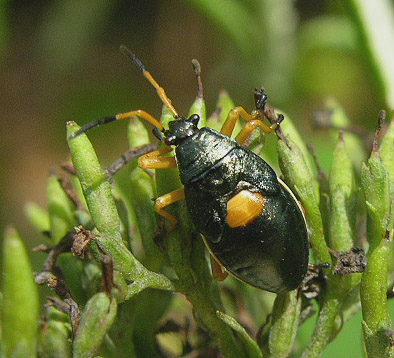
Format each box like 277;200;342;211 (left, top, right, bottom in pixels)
163;114;200;146
254;88;268;111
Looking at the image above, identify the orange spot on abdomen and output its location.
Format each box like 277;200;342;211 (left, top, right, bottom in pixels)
225;190;265;228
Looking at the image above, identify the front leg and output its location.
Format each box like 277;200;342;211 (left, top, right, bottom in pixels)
138;146;177;169
138;146;184;231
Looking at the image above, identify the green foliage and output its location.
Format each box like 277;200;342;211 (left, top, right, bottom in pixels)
345;0;394;108
2;227;39;357
3;88;394;357
73;292;118;358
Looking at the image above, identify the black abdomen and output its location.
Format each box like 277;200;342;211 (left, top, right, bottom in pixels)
206;187;308;292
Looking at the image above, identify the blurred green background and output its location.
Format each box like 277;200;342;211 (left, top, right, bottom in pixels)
1;0;393;356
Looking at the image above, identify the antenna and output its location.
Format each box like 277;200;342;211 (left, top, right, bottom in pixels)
120;45;179;119
68;46;180;140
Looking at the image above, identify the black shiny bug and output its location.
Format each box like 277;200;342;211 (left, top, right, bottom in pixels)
69;46;309;293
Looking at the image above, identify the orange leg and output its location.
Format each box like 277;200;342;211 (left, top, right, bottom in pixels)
220;106;279;145
235;119;278;145
220;106;257;137
155;188;185;231
138;146;176;169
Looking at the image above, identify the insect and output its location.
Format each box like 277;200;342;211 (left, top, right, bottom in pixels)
69;46;309;293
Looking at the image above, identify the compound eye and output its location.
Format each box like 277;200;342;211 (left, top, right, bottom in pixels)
164;135;177;146
188;114;200;127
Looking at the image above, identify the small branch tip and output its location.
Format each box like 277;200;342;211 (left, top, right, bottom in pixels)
372;110;386;152
191;59;201;76
338;129;344;142
191;59;203;98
